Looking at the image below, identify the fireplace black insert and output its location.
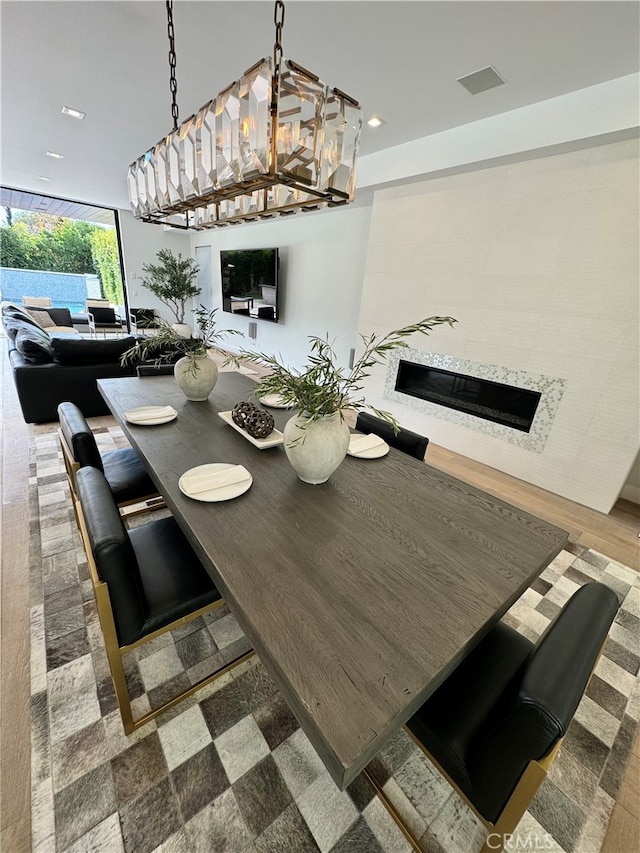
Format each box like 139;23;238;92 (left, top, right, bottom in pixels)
395;360;541;433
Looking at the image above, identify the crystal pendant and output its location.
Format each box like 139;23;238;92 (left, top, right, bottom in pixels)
166;130;182;205
238;58;272;180
194;204;218;229
127;162;141;218
177;114;198;201
276;60;325;189
216;83;240;187
142;149;158;213
135;156;150;216
195;100;216;196
154;138;169;208
320;91;362;200
265;185;327;217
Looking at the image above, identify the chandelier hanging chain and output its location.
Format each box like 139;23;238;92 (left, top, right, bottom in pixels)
272;0;285;79
166;0;179;132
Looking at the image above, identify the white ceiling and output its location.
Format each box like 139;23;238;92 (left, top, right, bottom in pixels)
1;1;638;214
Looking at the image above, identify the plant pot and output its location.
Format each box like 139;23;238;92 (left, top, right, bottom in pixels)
172;323;192;339
283;411;350;484
174;354;218;401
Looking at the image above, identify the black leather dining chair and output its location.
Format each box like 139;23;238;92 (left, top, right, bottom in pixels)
364;581;618;853
75;465;254;733
355;410;429;460
57;401;163;520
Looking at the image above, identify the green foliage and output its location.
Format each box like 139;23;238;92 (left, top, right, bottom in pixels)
140;249;201;323
0;213;100;275
90;228;123;305
230;317;458;429
0;213;124;302
50;220;96;273
13;211;64;235
0;221;33;268
120;305;242;375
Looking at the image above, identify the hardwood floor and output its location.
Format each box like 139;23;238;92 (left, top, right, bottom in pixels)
426;444;639;569
0;345;637;851
0;338;32;852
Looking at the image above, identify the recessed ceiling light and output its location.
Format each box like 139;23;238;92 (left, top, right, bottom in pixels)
61;105;86;119
37;176;52;182
367;115;387;128
46;151;64;159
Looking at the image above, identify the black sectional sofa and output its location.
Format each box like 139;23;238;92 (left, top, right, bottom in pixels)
2;303;139;423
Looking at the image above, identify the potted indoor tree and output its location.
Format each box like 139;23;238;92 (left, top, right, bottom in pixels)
140;248;201;337
121;305;242;401
230;315;456;483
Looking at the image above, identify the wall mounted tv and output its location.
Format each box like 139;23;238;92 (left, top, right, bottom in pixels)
220;248;280;323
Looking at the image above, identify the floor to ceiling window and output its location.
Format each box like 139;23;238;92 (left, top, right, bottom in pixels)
0;186;129;323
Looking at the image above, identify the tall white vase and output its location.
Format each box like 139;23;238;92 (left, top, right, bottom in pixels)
283;411;350;484
172;323;192;339
174;354;218;401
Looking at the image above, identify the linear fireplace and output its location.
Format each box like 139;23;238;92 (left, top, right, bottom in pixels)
395;360;542;433
383;349;566;453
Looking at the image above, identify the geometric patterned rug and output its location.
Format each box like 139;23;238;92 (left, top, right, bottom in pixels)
29;424;640;853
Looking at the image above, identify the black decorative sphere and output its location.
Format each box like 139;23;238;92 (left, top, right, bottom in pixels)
245;409;275;439
232;401;256;428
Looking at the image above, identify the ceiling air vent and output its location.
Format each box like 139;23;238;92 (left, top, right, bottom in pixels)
457;66;506;95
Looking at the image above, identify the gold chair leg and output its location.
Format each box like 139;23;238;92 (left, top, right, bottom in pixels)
364;731;562;853
96;582;255;734
362;768;424;852
125;647;255;734
94;583;136;733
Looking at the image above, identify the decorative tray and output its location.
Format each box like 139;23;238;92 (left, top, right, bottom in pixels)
218;410;284;449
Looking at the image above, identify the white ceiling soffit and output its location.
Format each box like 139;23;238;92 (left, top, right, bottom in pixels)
0;1;638;211
0;187;116;226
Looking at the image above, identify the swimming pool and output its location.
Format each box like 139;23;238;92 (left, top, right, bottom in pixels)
52;301;86;315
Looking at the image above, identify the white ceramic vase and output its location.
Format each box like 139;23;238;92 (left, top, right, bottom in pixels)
283;411;350;484
174;354;218;401
172;323;192;339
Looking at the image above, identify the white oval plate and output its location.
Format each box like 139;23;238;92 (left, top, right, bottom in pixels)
258;394;295;409
124;405;177;426
179;463;252;502
347;435;390;459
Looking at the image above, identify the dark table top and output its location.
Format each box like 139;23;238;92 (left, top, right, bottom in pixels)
98;371;568;788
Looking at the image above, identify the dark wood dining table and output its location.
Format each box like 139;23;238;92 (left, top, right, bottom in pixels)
98;371;568;789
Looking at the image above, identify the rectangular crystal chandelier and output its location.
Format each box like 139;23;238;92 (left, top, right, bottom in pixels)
127;2;362;230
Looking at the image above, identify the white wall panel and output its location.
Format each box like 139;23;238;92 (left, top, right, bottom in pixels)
358;138;639;512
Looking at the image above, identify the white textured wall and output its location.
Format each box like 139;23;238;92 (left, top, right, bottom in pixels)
358;138;639;513
190;204;372;369
118;211;193;323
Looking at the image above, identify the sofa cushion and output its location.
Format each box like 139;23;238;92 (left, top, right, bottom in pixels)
2;303;32;321
51;336;138;366
46;307;74;327
25;308;57;329
15;326;55;363
2;308;43;338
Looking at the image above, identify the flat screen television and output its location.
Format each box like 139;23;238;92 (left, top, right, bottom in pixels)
220;248;280;323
